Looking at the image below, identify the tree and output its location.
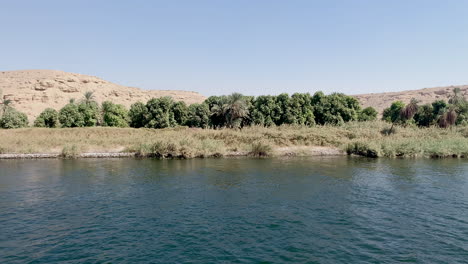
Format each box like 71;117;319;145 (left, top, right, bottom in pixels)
1;98;12;116
171;101;189;126
358;107;378;121
78;101;99;127
382;101;405;134
34;108;59;128
186;103;210;128
82;91;96;105
0;107;28;129
222;93;250;128
59;103;85;127
448;87;466;106
432;100;447;116
290;93;315;126
129;102;148;128
313;92;360;125
101;101;129;127
438;106;458;128
399;98;419;125
205;96;228;128
145;97;176;128
251;95;277;126
414;104;434;127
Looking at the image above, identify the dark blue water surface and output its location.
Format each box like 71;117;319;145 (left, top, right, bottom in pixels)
0;157;467;263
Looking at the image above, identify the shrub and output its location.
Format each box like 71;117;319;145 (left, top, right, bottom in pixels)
346;141;380;158
61;145;80;159
78;102;99;127
145;97;176;128
0;108;28;129
101;101;129;127
358;107;378;121
171;101;189;126
249;141;273;157
186;103;210;128
34;108;59;128
129;102;148;128
59;103;84;127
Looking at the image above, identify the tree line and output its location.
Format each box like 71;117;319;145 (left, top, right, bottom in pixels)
1;91;379;129
382;88;467;130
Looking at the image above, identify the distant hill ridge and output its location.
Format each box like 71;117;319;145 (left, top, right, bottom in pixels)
1;70;467;121
354;85;468;113
0;70;206;121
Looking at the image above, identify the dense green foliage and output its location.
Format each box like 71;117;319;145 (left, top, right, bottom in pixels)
128;102;148;128
59;103;85;127
34;108;59;128
186;103;210;128
4;91;383;130
101;101;129;127
78;102;100;127
0;107;28;129
383;89;468;129
358;107;378;121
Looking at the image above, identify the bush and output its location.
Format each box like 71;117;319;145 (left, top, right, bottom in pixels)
249;141;273;157
34;108;59;128
186;103;210;128
358;107;378;121
346;141;380;158
0;108;28;129
145;97;176;128
129;102;148;128
382;101;405;123
101;101;129;127
78;102;99;127
59;103;84;127
61;145;80;159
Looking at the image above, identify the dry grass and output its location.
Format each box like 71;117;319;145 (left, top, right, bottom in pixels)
0;121;467;158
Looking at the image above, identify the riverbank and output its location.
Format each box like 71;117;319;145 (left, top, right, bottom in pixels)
0;121;467;159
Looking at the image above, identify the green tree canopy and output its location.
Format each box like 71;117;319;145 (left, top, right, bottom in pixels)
358;107;378;121
34;108;59;128
59;103;85;127
186;103;210;128
145;97;176;128
0;107;28;129
101;101;129;127
128;102;148;128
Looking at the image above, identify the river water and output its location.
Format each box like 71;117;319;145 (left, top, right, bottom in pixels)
1;157;467;263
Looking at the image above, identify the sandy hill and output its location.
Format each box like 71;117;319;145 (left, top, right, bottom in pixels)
354;85;468;113
0;70;206;121
1;70;468;122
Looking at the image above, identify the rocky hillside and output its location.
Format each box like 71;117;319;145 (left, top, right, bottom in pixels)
1;70;468;122
354;85;468;113
0;70;206;121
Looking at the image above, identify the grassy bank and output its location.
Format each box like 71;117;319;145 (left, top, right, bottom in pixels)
0;121;467;158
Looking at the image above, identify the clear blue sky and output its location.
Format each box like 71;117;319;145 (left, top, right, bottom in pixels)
2;0;468;96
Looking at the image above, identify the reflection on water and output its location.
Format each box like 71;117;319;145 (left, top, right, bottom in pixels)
0;157;467;263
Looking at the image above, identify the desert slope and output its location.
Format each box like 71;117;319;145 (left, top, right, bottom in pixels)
0;70;206;121
354;85;468;113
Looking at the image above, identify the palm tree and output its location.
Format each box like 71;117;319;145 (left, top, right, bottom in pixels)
400;98;419;121
83;91;95;105
449;87;465;105
0;99;12;116
438;106;457;128
223;93;249;128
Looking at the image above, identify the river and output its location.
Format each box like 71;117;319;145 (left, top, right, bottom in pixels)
1;157;467;263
